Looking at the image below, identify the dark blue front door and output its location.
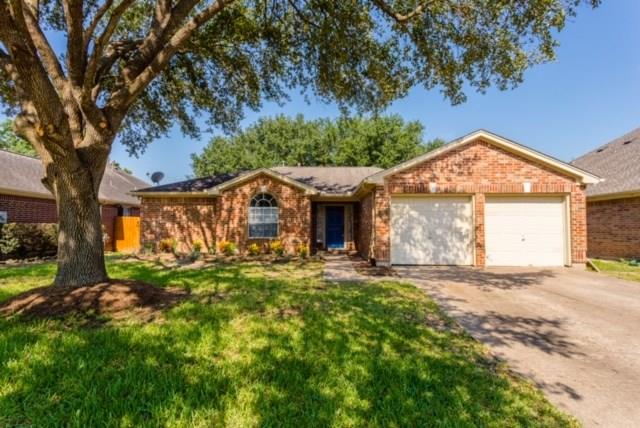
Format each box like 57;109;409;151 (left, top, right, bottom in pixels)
325;206;345;249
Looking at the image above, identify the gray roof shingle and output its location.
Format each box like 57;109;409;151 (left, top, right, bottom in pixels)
135;166;383;195
271;166;382;193
0;150;149;206
572;127;640;197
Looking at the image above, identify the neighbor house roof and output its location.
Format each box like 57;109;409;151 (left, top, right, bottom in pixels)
365;129;600;185
571;127;640;200
0;150;149;206
134;166;383;196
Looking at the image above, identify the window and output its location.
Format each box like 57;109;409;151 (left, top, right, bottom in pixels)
249;193;278;238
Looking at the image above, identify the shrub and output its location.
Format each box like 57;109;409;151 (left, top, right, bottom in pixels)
192;240;204;253
0;223;58;259
247;243;261;256
218;240;237;256
158;238;177;253
270;240;285;256
142;242;155;254
297;243;308;259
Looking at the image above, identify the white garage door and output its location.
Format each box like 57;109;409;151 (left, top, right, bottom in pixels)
485;196;566;266
391;196;473;265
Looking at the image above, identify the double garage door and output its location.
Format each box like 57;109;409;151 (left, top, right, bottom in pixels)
390;196;567;266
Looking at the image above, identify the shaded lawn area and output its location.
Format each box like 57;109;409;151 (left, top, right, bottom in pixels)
592;259;640;283
0;257;576;427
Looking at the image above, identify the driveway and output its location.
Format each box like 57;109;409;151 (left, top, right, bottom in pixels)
393;266;640;427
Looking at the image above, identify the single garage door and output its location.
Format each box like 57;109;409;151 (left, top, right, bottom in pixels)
391;196;473;265
485;196;566;266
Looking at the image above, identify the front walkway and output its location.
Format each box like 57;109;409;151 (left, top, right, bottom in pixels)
322;254;364;282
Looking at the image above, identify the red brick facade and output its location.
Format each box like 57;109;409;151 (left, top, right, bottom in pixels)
139;139;589;265
0;194;58;223
368;139;588;266
0;193;140;251
140;174;311;253
586;197;640;259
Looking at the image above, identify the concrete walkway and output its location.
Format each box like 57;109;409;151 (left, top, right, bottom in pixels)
322;254;364;282
394;266;640;428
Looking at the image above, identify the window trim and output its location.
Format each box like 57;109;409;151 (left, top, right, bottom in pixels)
248;192;280;239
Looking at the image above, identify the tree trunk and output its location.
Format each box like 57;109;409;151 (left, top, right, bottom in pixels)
51;160;109;287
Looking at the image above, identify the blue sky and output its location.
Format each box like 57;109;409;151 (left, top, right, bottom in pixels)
9;1;640;183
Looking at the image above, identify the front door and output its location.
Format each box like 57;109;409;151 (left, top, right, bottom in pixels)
325;206;345;249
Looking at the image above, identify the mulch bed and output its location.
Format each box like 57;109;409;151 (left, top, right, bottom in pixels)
0;280;188;321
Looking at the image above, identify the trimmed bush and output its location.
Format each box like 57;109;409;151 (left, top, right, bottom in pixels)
218;240;237;256
0;223;58;260
296;243;308;259
247;243;261;256
158;238;177;253
270;240;285;257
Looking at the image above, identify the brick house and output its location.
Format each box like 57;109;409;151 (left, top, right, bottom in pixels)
135;130;599;267
572;127;640;259
0;150;149;250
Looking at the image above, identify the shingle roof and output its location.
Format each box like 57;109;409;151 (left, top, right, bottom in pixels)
271;166;382;193
135;166;383;195
136;171;245;193
571;127;640;197
0;150;149;206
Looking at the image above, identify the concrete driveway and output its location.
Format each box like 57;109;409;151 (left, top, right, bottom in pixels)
393;266;640;427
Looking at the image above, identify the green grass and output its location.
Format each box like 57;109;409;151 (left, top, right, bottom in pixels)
0;258;576;427
592;258;640;282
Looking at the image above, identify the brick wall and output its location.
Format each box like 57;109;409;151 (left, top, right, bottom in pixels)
140;197;216;252
216;176;311;253
370;139;587;265
140;175;312;254
586;197;640;259
0;194;57;223
357;192;374;259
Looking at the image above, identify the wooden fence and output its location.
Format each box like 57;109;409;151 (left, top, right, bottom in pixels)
114;216;140;252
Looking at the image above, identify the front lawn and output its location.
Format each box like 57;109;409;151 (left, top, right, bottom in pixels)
592;258;640;283
0;257;576;427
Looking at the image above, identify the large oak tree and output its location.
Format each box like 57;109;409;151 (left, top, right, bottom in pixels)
0;0;598;287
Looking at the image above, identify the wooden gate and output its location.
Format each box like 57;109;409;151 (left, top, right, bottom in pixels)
114;216;140;252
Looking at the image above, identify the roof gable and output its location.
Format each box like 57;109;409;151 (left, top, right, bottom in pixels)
365;130;600;185
209;168;318;195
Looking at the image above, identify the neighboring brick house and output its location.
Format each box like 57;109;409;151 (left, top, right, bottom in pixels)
572;127;640;259
0;150;148;250
135;130;599;267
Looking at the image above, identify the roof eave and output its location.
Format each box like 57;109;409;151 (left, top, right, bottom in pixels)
586;190;640;202
131;191;216;198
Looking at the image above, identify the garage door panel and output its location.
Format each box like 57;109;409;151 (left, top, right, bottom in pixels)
391;196;473;265
485;196;566;267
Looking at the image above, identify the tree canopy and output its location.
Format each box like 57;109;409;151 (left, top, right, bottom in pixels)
191;114;444;176
0;119;37;157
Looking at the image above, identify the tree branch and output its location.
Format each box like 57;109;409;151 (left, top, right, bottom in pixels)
372;0;431;23
84;0;114;53
84;0;135;99
62;0;86;86
21;6;68;96
110;0;237;109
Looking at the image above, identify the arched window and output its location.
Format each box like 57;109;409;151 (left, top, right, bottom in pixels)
249;193;278;238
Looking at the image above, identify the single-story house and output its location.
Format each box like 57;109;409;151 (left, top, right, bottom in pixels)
571;127;640;259
0;149;149;250
134;130;599;267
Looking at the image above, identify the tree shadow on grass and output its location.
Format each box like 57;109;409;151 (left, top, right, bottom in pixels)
0;264;574;427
